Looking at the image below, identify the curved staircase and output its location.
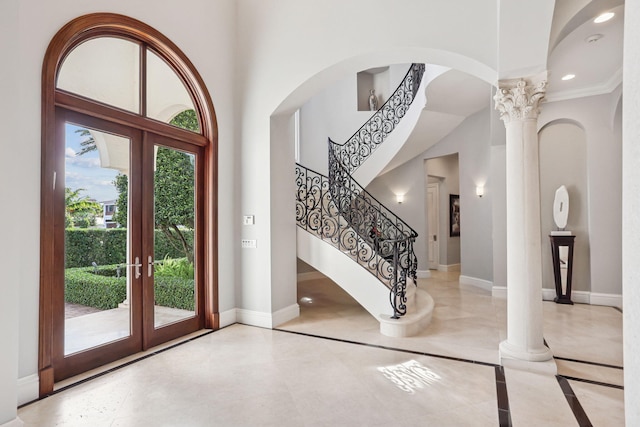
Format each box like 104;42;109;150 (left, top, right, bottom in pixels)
296;64;434;337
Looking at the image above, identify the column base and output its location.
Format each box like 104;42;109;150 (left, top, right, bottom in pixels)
499;339;553;362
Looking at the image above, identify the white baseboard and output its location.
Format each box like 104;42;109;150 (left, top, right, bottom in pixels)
542;288;591;305
438;263;461;272
235;303;300;328
297;271;324;281
590;292;622;308
17;374;38;406
416;270;431;279
492;286;507;298
219;308;237;328
272;304;300;327
236;309;273;328
0;417;24;427
459;275;493;292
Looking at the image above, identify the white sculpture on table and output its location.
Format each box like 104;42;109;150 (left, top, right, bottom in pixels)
551;185;571;294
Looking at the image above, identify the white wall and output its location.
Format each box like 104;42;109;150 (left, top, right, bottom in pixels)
0;0;21;422
623;1;640;422
539;93;622;296
421;108;496;282
8;0;237;405
367;108;496;282
539;123;590;292
299;64;411;175
490;144;507;289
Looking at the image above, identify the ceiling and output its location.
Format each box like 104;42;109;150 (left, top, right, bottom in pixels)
383;0;624;174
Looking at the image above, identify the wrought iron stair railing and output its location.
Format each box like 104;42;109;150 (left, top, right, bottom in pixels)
296;63;424;318
296;162;416;317
331;63;425;175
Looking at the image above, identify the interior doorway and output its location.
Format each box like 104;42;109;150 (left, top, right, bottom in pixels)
426;183;440;270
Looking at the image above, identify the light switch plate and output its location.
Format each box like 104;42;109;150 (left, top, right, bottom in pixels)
241;239;257;248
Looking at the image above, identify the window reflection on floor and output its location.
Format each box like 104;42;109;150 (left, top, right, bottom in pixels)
378;359;441;393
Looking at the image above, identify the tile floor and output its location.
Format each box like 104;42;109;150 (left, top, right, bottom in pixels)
18;271;624;426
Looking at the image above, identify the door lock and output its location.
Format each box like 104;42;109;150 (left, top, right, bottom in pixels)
126;257;142;279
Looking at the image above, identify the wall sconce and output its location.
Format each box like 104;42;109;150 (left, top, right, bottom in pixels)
396;194;404;204
476;186;484;198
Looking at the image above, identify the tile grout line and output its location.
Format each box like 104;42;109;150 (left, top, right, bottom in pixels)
495;366;512;427
556;375;594;427
554;356;623;370
273;327;499;367
559;374;624;390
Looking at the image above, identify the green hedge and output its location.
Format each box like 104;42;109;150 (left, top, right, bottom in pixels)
154;277;195;311
65;266;127;310
65;228;193;268
65;264;194;311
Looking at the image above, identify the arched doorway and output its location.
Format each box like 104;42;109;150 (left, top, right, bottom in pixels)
39;13;218;395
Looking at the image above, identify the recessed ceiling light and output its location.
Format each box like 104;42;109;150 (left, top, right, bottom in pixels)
561;74;576;81
594;12;614;23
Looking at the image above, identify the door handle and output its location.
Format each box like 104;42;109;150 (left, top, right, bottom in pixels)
126;256;142;279
434;235;437;242
148;256;164;277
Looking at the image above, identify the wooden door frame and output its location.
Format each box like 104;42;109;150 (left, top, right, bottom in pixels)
51;110;146;381
40;13;218;396
142;133;205;349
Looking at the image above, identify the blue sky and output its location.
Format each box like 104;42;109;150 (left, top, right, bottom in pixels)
65;123;120;203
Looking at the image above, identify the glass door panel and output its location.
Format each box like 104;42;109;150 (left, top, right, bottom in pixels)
63;123;133;355
151;145;197;328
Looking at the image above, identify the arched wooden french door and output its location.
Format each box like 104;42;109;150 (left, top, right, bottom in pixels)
40;13;218;396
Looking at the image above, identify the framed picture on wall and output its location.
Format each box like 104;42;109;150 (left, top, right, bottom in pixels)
450;194;460;237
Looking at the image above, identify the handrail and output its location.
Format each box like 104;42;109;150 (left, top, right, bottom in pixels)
296;163;416;289
327;139;417;282
295;63;425;318
330;63;425;174
296;162;415;317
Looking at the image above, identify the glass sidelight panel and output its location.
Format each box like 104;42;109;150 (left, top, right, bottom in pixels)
152;146;196;328
64;124;132;355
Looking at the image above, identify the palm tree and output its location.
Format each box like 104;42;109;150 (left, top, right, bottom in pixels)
65;187;102;228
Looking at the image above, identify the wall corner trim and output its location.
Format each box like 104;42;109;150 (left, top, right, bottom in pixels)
459;275;493;292
272;304;300;327
235;304;300;329
437;264;461;272
219;308;238;328
17;374;39;407
492;286;507;298
590;292;623;308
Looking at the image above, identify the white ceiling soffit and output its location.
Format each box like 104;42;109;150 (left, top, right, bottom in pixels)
424;70;492;117
381;110;465;175
546;3;623;102
380;69;491;175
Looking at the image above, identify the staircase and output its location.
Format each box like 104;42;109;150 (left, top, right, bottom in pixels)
296;64;434;336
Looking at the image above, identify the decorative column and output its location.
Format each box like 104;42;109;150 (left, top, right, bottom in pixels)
494;73;553;362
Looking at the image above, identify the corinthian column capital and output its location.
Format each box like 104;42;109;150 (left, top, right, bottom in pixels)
494;74;547;123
